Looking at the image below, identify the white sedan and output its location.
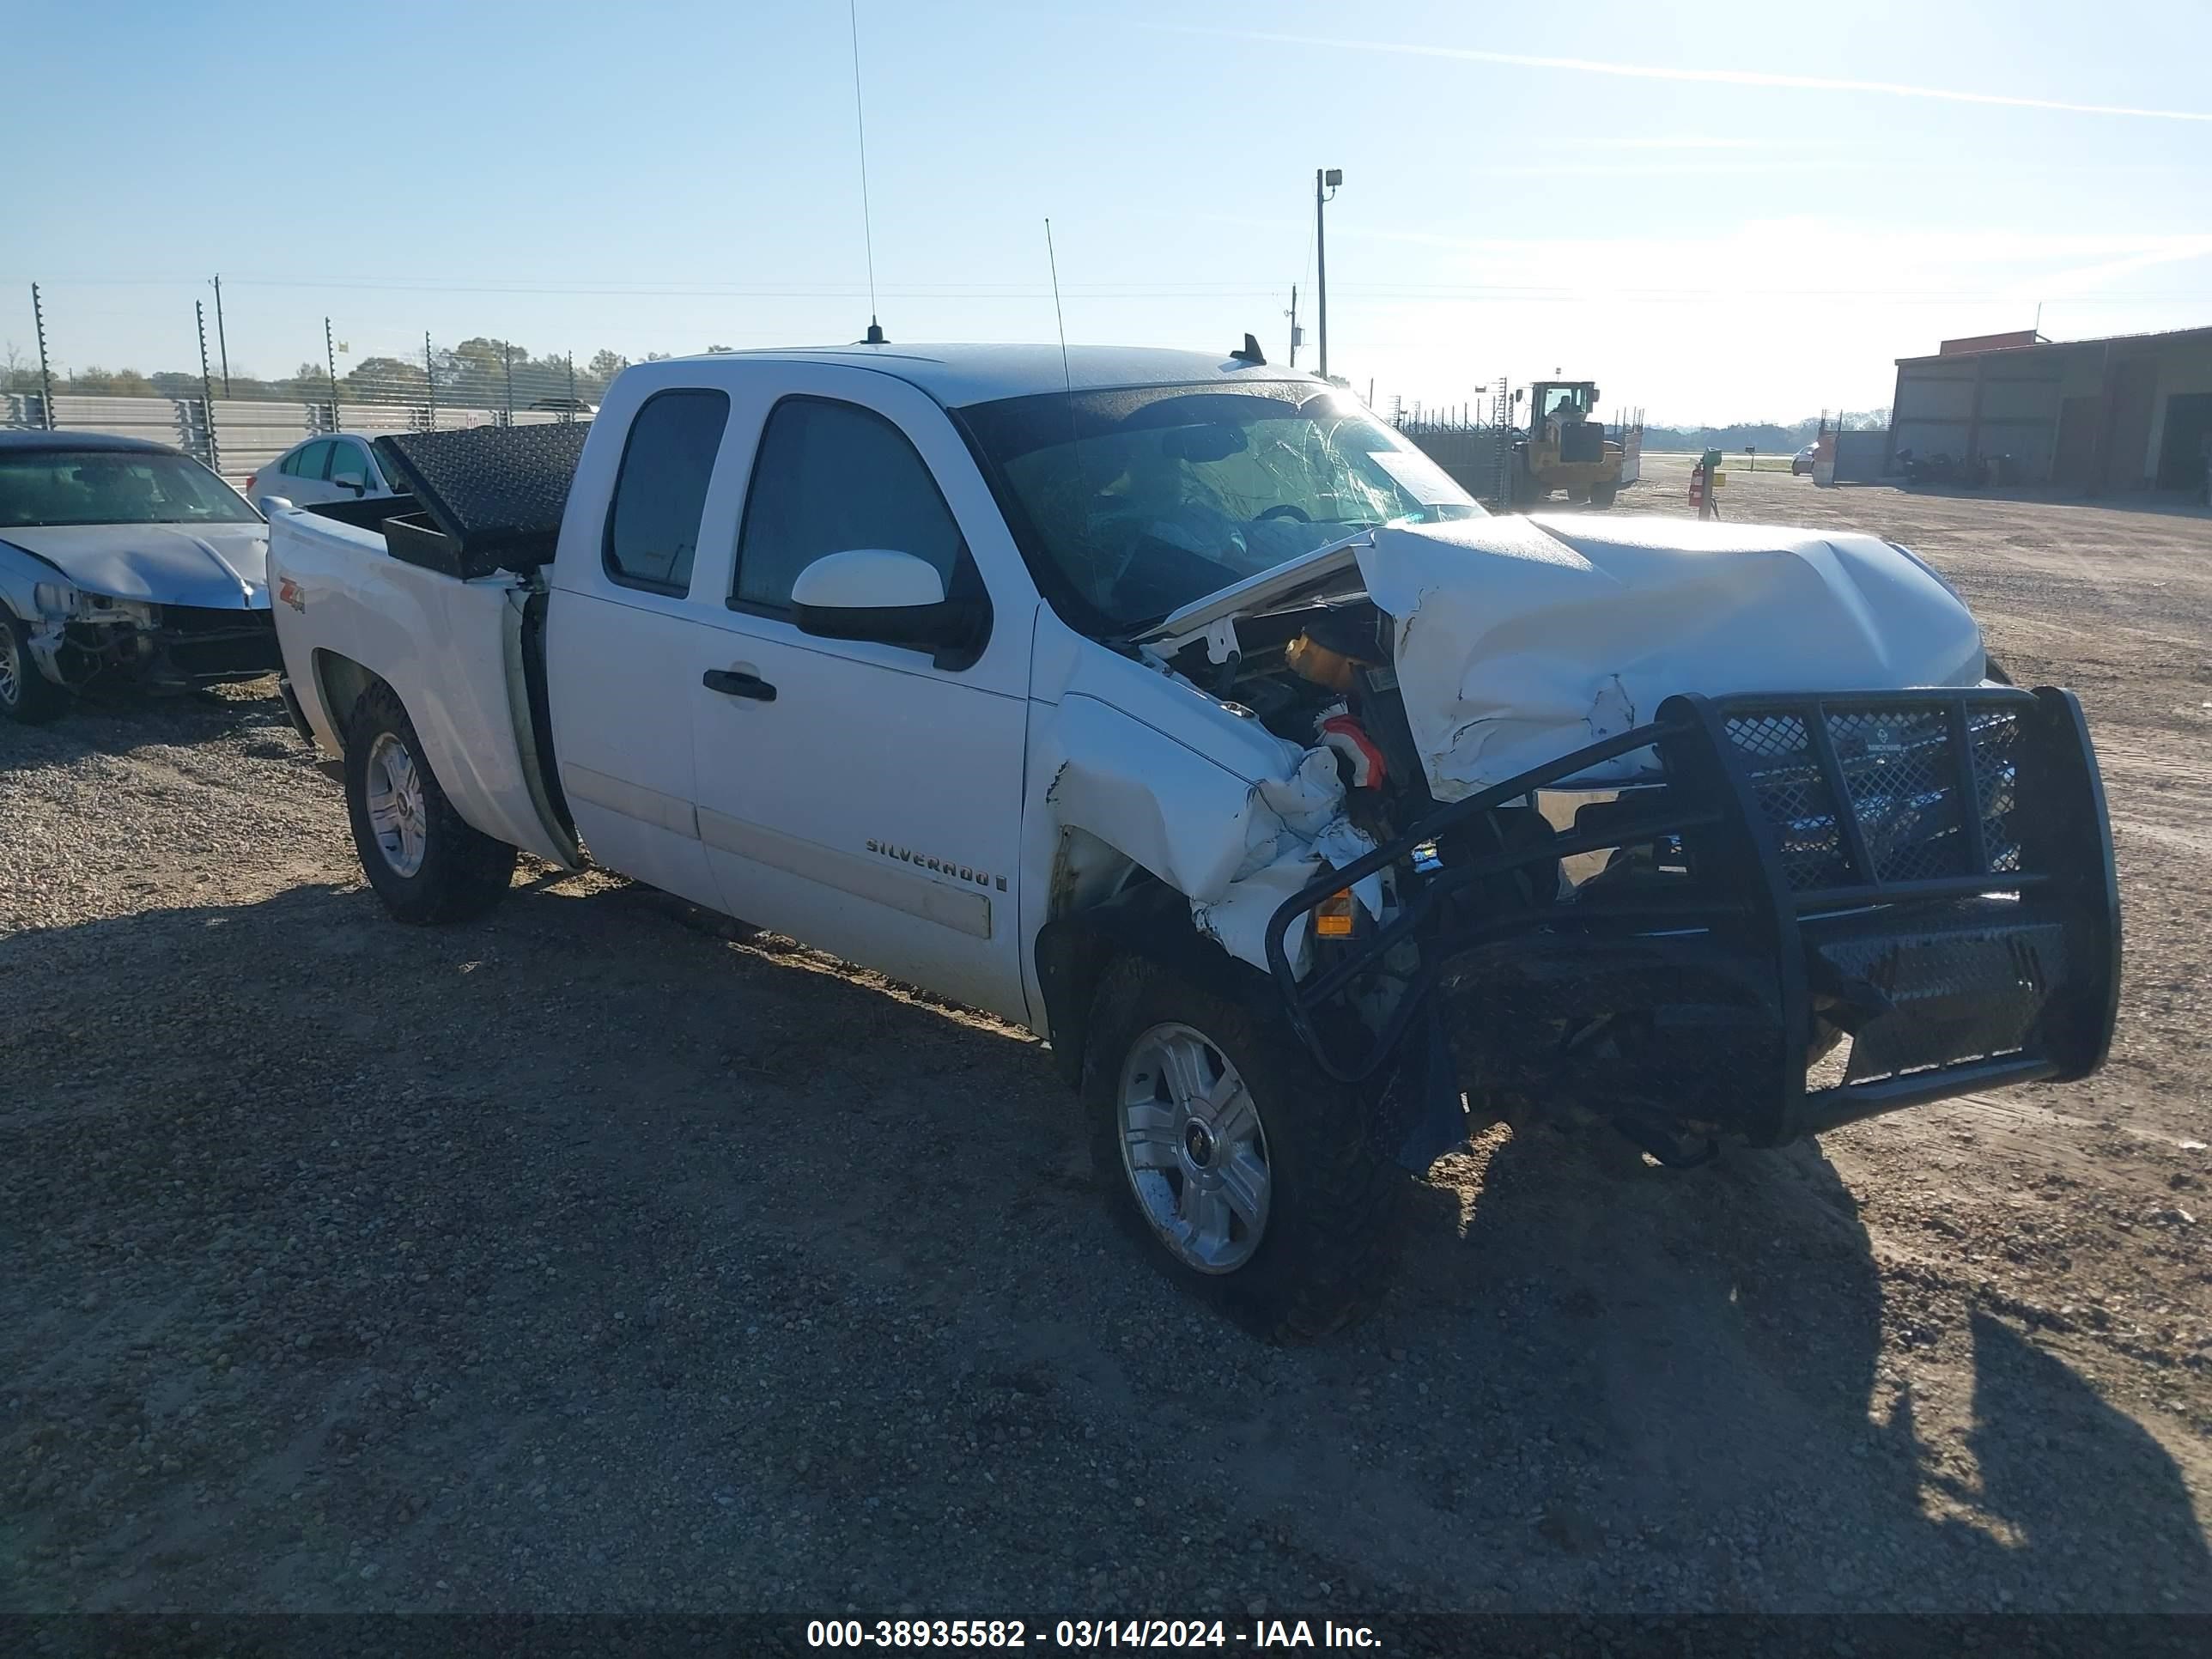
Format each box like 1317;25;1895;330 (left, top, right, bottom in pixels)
246;433;407;509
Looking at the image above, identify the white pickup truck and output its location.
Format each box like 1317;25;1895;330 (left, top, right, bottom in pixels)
265;342;2119;1340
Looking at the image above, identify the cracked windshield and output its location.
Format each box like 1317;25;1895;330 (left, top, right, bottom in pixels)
974;384;1483;629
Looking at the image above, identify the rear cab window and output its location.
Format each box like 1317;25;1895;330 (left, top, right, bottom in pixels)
604;389;731;596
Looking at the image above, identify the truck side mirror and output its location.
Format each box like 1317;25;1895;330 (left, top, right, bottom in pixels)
791;548;989;670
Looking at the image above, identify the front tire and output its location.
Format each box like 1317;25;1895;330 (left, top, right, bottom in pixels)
1084;957;1406;1341
343;680;516;924
0;612;70;725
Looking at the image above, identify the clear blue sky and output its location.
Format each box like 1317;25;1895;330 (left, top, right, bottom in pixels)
8;0;2209;422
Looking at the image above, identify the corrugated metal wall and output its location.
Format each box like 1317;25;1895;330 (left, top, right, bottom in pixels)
1974;368;2062;482
1890;343;2112;487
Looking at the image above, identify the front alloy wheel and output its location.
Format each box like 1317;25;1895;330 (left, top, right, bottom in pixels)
1118;1023;1272;1273
1084;957;1406;1341
0;613;68;724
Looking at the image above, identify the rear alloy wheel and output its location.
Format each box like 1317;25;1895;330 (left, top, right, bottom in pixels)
343;680;516;924
0;612;69;725
1085;957;1405;1341
363;732;429;877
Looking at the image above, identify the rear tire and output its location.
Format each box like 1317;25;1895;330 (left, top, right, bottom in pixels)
343;680;516;924
1083;956;1406;1342
1589;483;1619;508
0;612;70;725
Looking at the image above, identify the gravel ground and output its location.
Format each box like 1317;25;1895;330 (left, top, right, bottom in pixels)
3;466;2209;1620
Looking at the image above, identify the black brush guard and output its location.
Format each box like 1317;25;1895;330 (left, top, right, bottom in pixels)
1263;688;2119;1148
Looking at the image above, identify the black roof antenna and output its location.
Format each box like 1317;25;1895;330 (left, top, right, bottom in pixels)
848;2;886;346
1230;332;1266;365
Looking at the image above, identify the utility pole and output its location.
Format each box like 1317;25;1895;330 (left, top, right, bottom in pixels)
424;331;436;428
195;300;220;476
31;282;55;428
210;273;231;394
566;352;577;420
503;343;515;425
1315;167;1341;381
325;317;341;428
1285;284;1299;368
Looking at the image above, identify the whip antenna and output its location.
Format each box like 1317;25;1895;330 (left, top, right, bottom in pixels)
1045;217;1097;580
1044;217;1071;393
849;0;884;343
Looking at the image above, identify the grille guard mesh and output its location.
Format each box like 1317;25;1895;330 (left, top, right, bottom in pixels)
1263;687;2120;1145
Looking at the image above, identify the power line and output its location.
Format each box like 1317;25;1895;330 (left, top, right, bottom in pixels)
9;272;2206;305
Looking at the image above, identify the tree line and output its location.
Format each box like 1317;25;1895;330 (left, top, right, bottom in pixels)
1;337;738;408
1640;410;1891;453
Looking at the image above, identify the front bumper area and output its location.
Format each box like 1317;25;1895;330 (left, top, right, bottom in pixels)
1265;687;2119;1150
35;602;279;690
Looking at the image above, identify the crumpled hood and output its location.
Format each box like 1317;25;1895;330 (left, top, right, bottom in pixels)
1;521;270;610
1356;513;1984;800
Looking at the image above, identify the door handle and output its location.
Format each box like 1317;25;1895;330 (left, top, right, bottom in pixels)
702;668;777;702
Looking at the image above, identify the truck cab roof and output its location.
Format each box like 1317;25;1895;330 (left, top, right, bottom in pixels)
657;343;1322;410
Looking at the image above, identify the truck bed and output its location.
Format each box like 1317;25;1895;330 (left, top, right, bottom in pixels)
266;504;576;869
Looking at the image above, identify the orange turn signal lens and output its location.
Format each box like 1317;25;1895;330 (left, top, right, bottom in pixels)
1315;890;1357;939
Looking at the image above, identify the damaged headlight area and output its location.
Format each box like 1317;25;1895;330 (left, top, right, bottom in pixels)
33;580;83;618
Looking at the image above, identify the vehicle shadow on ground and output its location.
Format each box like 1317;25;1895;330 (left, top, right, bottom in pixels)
4;873;2206;1613
1370;1133;2211;1608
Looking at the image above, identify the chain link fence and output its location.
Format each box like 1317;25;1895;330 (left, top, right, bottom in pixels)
3;285;640;483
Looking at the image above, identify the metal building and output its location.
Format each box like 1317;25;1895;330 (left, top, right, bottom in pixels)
1888;324;2212;494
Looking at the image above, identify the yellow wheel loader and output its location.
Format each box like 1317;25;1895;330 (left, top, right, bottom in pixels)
1512;380;1628;508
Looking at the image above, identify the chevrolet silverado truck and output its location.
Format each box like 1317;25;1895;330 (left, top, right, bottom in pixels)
264;343;2120;1340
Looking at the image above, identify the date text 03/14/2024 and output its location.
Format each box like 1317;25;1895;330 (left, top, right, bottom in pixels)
805;1619;1382;1649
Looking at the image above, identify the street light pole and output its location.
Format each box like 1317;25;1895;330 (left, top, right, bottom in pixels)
1315;167;1340;380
